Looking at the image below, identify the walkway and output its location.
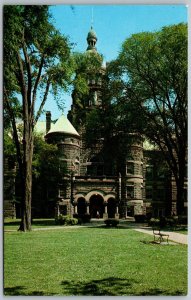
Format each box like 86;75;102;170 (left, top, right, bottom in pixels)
4;219;188;245
134;228;188;245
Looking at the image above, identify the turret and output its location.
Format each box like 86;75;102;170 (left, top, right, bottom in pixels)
86;26;97;51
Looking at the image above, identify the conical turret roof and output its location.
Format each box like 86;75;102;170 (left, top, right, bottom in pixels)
46;114;79;137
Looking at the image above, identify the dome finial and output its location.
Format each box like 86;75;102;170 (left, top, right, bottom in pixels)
86;7;97;51
86;28;97;51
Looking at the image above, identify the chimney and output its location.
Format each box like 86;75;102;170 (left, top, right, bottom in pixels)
46;111;51;134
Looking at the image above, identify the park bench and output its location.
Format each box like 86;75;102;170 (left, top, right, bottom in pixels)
152;227;169;244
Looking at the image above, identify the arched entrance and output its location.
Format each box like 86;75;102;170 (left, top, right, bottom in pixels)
77;197;86;217
89;194;104;218
107;198;116;218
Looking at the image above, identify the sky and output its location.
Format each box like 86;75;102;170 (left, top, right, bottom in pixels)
40;4;187;121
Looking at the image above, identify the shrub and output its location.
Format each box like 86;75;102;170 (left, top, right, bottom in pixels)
166;216;179;227
178;215;187;225
55;214;78;226
72;213;91;224
134;215;146;223
81;213;91;223
104;218;119;227
159;216;167;228
148;218;160;227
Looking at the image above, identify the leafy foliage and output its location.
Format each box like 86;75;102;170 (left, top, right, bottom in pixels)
108;23;187;214
3;5;74;230
55;214;79;225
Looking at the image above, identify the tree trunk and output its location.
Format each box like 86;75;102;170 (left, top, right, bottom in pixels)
18;124;33;231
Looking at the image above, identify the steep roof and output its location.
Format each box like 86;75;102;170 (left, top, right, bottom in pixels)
46;114;79;137
34;121;46;135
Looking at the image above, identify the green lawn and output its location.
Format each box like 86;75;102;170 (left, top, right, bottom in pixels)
4;226;187;296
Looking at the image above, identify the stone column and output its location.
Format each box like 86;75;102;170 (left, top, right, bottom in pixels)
86;205;89;214
115;206;119;219
74;205;77;214
55;202;60;217
103;202;108;219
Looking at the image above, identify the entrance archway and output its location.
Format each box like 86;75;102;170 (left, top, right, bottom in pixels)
89;194;104;218
77;197;86;217
107;198;116;218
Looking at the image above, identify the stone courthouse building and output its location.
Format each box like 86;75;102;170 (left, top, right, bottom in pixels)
44;27;187;220
4;27;187;219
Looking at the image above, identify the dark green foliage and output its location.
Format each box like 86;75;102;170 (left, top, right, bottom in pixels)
32;134;60;180
55;214;78;225
148;218;160;227
177;215;187;225
134;215;146;223
81;213;91;223
31;134;62;217
109;23;187;215
73;213;91;223
4;5;74;230
70;51;103;129
148;215;187;229
104;218;119;227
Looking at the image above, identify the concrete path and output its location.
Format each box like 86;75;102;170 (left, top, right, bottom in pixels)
134;228;188;245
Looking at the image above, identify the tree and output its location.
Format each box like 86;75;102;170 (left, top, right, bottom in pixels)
108;23;187;215
68;51;104;130
3;5;73;231
32;134;61;218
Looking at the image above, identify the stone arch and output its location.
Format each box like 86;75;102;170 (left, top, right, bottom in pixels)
74;193;86;203
85;190;105;202
107;197;117;218
104;193;116;203
89;194;104;218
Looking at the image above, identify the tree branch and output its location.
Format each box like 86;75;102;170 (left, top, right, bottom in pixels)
34;78;50;125
31;55;45;118
22;41;32;113
4;88;23;178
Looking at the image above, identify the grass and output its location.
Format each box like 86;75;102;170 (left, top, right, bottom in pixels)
4;218;56;230
4;224;187;296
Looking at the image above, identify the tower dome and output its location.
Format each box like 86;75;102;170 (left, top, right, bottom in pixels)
86;26;97;51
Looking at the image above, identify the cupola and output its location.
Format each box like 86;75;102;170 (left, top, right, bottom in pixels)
86;26;97;51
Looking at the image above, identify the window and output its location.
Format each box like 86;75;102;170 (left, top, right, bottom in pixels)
146;165;153;179
59;160;67;173
59;188;66;198
86;156;104;176
74;157;80;174
127;185;134;199
126;162;134;175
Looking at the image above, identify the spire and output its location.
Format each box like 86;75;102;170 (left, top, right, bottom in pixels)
86;26;97;51
91;7;94;28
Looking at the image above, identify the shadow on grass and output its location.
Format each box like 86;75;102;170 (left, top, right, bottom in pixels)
61;277;185;296
81;224;135;230
4;286;56;296
61;277;135;296
4;219;56;227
